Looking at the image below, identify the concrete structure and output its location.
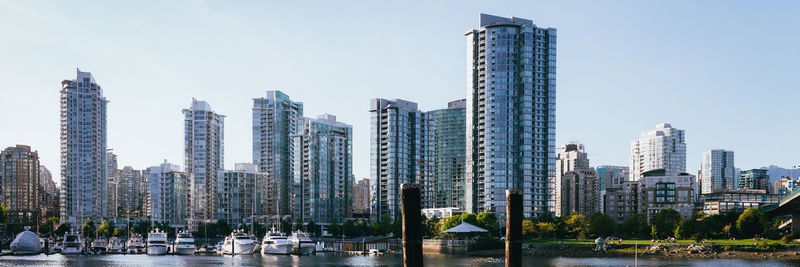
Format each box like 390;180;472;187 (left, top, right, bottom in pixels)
0;145;40;225
116;166;144;217
465;13;557;220
700;149;735;194
352;178;370;214
183;98;225;228
428;99;467;210
604;181;639;224
739;169;770;191
596;165;629;190
216;163;265;227
369;98;431;222
763;189;800;235
421;207;464;219
38;166;60;220
559;169;600;217
60;69;108;225
637;170;695;223
253;90;303;217
630;124;686;181
292;114;353;224
554;143;589;217
106;151;118;218
700;189;780;215
147;160;190;225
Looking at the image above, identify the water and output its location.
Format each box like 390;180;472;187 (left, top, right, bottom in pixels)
1;253;798;266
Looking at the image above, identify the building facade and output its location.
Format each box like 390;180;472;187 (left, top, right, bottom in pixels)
60;69;108;224
369;98;431;222
465;14;557;219
427;99;467;210
216;163;266;227
0;145;40;224
630;124;686;181
596;165;629;190
700;149;735;194
183;98;225;228
147;160;191;225
604;181;639;224
554;143;589;217
700;189;780;215
559;169;600;217
116;166;144;217
352;178;370;215
253;90;303;217
38;166;60;220
292;114;353;224
638;171;695;223
774;176;799;195
106;151;118;218
739;169;770;191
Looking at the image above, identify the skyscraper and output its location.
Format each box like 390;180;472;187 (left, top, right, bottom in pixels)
183;98;225;228
106;150;118;218
554;143;591;217
700;149;735;194
465;14;557;219
0;145;40;225
38;165;60;220
428;99;467;209
147;160;190;225
630;123;686;181
352;178;370;215
252;90;303;216
292;114;353;224
370;98;431;222
60;69;108;225
117;166;144;217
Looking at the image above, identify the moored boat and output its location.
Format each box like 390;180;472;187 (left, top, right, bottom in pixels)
61;230;84;254
174;231;196;255
91;238;108;254
221;229;257;255
261;227;292;255
10;227;41;255
288;231;315;255
126;233;145;254
107;237;123;253
146;228;168;255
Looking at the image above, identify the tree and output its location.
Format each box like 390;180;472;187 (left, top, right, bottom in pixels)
328;218;341;237
343;220;355;238
97;220;113;238
588;213;615;238
620;213;648;238
307;221;318;236
476;212;499;236
40;217;59;236
736;208;767;238
652;208;681;238
722;224;731;238
82;220;96;237
0;203;7;223
563;213;588;239
650;225;658;239
55;223;70;237
536;222;556;239
357;220;369;237
113;228;123;237
422;217;441;238
280;219;292;234
522;220;536;239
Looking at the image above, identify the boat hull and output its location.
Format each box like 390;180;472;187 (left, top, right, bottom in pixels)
262;243;292;255
62;247;83;254
147;246;167;255
292;244;316;255
175;246;196;255
222;243;257;255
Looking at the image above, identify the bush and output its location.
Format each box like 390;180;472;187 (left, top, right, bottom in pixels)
755;240;785;252
780;234;794;244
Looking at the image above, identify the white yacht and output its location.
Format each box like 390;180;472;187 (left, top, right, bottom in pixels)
146;228;168;255
174;231;196;255
126;233;145;254
90;238;108;254
221;229;257;255
10;227;41;255
107;237;123;253
261;228;292;255
288;231;315;255
61;230;84;254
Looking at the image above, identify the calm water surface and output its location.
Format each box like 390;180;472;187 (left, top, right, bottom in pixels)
1;253;799;266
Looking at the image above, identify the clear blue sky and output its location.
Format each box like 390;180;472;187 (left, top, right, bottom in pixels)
1;0;798;185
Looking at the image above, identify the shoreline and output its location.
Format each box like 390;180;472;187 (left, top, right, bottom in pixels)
458;243;800;260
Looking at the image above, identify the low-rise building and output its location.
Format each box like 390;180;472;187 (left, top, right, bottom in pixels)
739;169;770;191
638;170;695;223
604;181;639;224
421;207;463;219
700;188;781;215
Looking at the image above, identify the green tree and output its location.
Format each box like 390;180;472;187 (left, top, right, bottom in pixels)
674;224;682;239
476;212;499;236
650;225;658;239
97;220;113;238
588;213;616;238
357;220;369;237
280;219;292;234
652;208;681;238
82;220;96;237
536;222;556;239
736;208;767;238
328;218;341;237
522;219;536;239
55;222;70;237
563;213;588;239
620;213;648;238
113;228;123;237
307;221;318;236
343;220;355;238
0;203;7;223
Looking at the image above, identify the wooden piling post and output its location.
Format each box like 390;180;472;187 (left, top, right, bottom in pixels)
506;189;522;267
401;183;422;267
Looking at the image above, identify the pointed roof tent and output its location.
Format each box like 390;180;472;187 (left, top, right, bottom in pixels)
441;222;488;233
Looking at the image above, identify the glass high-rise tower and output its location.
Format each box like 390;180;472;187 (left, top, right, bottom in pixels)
465;14;557;219
183;98;224;229
60;69;108;225
428;99;467;210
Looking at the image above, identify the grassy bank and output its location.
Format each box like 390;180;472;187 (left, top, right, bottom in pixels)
525;238;772;246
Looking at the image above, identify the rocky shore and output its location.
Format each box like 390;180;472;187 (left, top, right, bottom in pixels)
462;243;800;260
